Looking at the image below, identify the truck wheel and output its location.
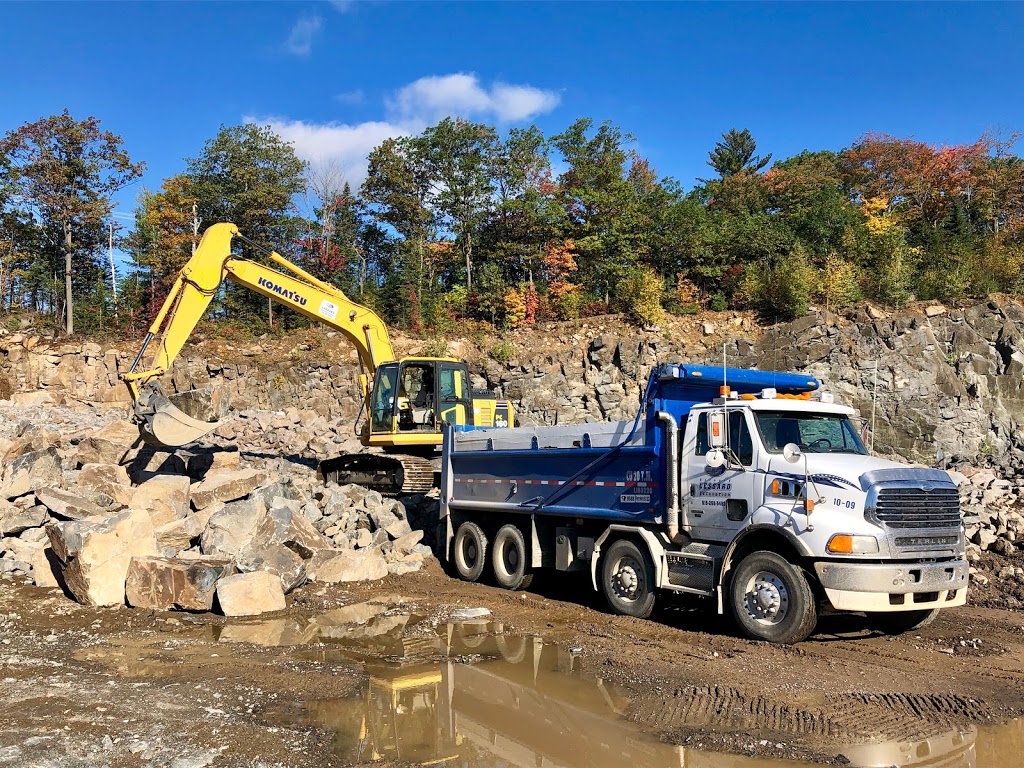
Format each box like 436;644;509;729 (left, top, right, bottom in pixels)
491;524;534;590
866;608;940;635
453;521;488;582
729;551;817;644
600;539;657;619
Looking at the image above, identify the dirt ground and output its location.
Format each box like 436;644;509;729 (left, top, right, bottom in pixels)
2;558;1024;768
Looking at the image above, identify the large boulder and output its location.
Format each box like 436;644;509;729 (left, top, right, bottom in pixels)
191;469;267;510
125;556;234;611
35;487;107;521
200;497;268;557
78;463;132;506
235;543;306;593
45;508;159;606
215;571;286;616
311;548;389;584
1;448;62;500
0;502;48;535
74;421;142;467
130;474;191;527
185;447;240;481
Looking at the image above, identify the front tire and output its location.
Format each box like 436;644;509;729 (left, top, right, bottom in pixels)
866;608;940;635
491;524;534;591
729;551;817;644
600;539;657;619
453;521;488;582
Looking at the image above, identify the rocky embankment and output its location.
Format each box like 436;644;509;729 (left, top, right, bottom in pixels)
1;297;1023;608
0;401;438;615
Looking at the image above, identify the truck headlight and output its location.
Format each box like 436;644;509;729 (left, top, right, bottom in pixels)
826;534;879;554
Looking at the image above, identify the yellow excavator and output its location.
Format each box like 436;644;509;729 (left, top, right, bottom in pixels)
121;222;513;494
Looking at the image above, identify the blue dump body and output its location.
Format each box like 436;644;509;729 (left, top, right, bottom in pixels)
445;364;820;525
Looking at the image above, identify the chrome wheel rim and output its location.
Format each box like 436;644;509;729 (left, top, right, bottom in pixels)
743;571;790;625
611;555;646;603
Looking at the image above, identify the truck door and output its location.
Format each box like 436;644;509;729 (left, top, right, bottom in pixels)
682;409;762;541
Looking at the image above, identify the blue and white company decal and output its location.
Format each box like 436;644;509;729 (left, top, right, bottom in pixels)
773;471;859;490
258;277;308;306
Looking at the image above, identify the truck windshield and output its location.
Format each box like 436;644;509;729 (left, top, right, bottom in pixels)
754;411;867;454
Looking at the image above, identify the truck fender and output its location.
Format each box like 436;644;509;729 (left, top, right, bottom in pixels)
590;525;669;593
717;521;814;591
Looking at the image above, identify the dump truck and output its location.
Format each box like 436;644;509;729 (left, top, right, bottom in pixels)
440;363;968;643
121;222;512;494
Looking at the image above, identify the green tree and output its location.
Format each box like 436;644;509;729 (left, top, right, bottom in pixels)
421;118;498;292
185;124;306;330
551;119;651;302
128;174;200;314
362;136;436;300
0;110;144;334
706;128;772;178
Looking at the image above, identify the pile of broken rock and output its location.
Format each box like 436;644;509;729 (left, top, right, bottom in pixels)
0;419;437;617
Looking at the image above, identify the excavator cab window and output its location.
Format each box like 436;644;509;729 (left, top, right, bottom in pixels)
370;363;400;433
439;363;472;426
397;362;436;431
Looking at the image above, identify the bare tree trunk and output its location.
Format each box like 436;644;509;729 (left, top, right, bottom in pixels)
465;231;473;292
64;222;74;336
191;202;201;254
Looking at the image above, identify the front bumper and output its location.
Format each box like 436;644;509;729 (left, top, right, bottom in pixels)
814;559;969;613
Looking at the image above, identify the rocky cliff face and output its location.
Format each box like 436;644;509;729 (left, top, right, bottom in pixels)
1;298;1022;475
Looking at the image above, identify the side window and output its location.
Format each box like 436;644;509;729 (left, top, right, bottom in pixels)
439;366;467;401
371;364;399;432
728;411;754;466
694;413;710;455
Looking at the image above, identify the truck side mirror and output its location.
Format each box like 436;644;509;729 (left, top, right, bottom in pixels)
708;411;727;449
705;449;726;470
782;443;802;464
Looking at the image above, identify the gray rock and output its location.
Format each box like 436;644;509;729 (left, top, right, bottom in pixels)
35;487;107;521
312;549;389;583
1;447;62;500
200;497;268;557
0;503;48;535
216;571;286;616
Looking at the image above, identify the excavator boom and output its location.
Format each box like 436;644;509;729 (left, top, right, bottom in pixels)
122;222;395;447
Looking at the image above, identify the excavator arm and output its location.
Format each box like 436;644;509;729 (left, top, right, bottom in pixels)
122;222;395;447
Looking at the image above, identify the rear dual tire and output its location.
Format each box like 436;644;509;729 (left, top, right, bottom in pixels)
492;524;533;591
453;521;488;582
453;521;534;591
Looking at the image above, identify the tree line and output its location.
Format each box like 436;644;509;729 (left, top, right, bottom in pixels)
1;110;1022;338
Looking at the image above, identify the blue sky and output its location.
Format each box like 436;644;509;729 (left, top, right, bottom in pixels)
4;1;1024;231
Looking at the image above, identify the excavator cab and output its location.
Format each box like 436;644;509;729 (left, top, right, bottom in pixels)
368;359;474;438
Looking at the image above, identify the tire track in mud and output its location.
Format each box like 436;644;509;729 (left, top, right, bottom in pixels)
626;685;993;744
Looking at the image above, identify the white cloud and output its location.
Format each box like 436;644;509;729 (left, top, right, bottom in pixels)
250;73;560;187
286;14;322;57
389;73;560;123
328;0;352;11
250;116;412;187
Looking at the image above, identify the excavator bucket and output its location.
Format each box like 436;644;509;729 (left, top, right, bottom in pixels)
132;381;224;448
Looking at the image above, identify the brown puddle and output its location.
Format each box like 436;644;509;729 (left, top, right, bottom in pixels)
210;599;1023;768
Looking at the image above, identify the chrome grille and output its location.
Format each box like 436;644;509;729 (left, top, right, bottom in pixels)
873;487;961;529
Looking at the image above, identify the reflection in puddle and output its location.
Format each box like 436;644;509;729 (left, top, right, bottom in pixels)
218;601;1022;768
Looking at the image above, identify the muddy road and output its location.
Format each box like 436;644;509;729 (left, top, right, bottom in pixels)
2;562;1024;767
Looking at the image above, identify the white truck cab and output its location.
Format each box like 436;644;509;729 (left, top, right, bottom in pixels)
678;392;967;637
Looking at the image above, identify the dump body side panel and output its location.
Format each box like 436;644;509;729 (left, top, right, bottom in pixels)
446;421;664;524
